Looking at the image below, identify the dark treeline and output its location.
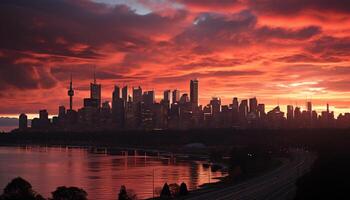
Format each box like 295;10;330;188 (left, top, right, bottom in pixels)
0;177;87;200
2;128;350;149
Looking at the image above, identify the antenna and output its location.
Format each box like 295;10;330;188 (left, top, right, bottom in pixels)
93;65;96;84
70;73;72;87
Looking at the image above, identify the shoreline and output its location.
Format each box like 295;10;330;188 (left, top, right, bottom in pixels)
0;144;229;200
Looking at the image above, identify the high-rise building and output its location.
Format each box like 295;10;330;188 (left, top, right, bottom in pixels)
90;72;101;108
122;86;128;102
249;97;258;113
39;109;49;120
143;91;155;107
307;101;312;112
172;90;180;103
133;86;143;104
163;90;171;103
179;93;190;104
58;106;66;119
113;85;120;101
190;79;199;106
287;105;294;121
239;99;248;118
39;109;50;128
67;74;74;110
232;97;239;111
19;113;28;130
257;104;265;117
210;97;221;117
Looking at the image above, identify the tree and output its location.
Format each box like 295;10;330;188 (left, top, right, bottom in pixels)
168;183;179;197
118;185;128;200
51;186;87;200
179;182;188;196
160;183;171;198
0;177;44;200
118;185;137;200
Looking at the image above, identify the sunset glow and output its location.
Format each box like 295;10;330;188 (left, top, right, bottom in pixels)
1;0;350;116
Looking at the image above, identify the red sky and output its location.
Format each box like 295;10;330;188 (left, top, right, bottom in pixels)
1;0;350;117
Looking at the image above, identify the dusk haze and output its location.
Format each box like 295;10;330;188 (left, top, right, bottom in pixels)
0;1;350;200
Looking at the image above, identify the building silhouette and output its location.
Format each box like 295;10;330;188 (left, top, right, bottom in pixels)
90;71;101;108
19;76;350;131
172;90;180;104
19;113;27;130
122;86;128;102
68;74;74;110
190;79;198;107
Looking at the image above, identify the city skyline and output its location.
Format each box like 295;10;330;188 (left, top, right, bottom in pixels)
1;0;350;117
11;76;350;132
0;75;345;120
0;74;347;119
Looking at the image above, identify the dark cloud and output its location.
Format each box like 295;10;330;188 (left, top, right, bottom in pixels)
250;0;350;15
276;54;342;63
0;0;187;57
50;65;146;82
0;51;57;90
256;26;321;40
0;0;186;93
153;69;264;83
175;10;257;48
174;10;322;52
307;36;350;57
176;57;244;70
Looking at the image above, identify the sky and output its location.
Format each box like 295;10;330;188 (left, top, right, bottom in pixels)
1;0;350;118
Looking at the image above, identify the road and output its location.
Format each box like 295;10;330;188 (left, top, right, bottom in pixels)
186;149;316;200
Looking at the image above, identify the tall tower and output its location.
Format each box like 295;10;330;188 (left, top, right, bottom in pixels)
163;90;171;103
113;85;120;102
68;74;74;110
249;97;258;113
172;89;180;103
122;86;128;102
190;79;199;106
90;68;101;108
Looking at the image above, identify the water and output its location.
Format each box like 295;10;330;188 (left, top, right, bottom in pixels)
0;146;226;200
0;126;16;133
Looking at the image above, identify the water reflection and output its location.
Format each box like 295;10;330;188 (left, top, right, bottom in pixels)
0;146;226;199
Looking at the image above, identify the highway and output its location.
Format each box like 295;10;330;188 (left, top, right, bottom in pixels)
186;149;316;200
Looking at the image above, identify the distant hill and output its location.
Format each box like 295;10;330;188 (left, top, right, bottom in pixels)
0;117;18;127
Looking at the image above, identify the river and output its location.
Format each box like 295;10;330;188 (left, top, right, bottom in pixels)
0;146;226;199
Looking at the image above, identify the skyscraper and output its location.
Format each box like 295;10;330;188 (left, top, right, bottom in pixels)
239;99;248;118
143;90;155;107
172;90;180;103
90;71;101;108
179;93;190;104
287;105;294;121
307;101;312;112
67;74;74;110
122;86;128;102
232;97;239;111
113;85;120;102
210;97;221;117
249;97;258;113
257;104;265;117
133;86;143;104
58;106;66;118
19;113;27;130
163;90;171;103
190;79;199;106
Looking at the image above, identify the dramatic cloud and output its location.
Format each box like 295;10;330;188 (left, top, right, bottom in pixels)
0;0;350;116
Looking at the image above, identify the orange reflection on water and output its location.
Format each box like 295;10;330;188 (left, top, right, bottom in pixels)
0;146;226;199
